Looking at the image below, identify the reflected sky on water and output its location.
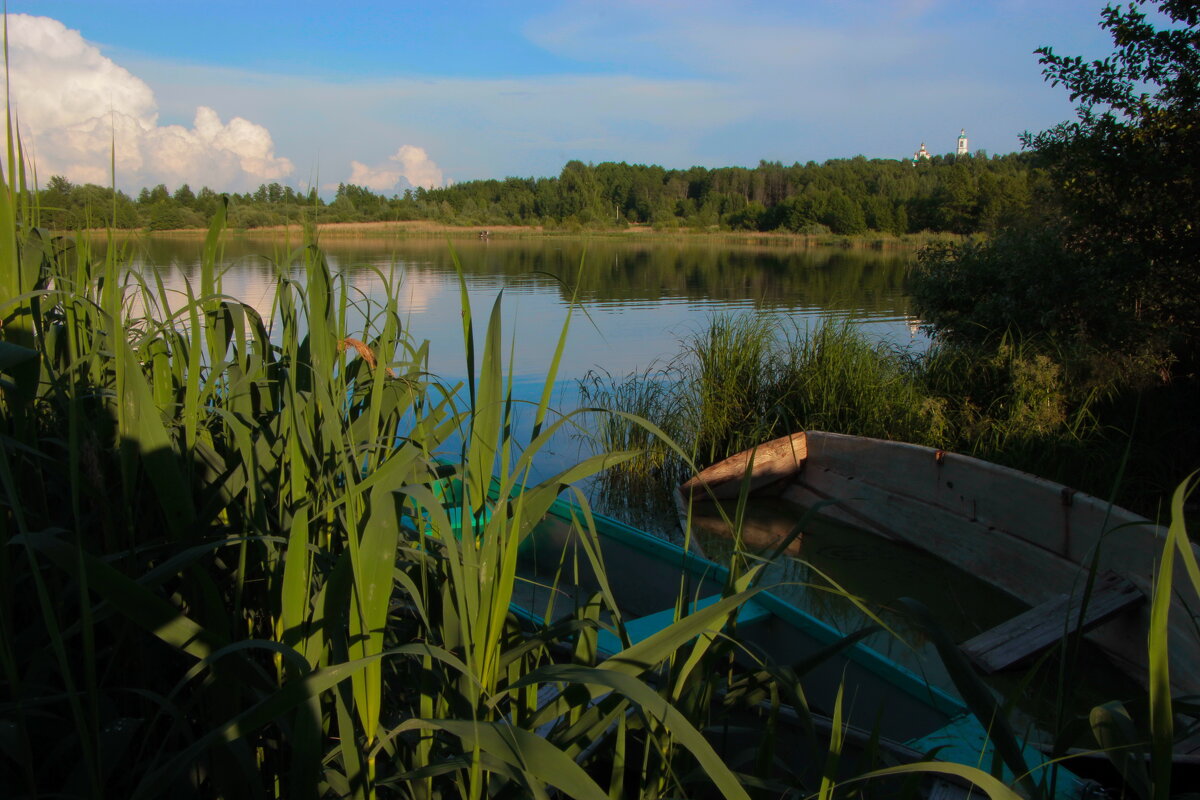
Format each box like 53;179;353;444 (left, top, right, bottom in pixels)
125;235;925;391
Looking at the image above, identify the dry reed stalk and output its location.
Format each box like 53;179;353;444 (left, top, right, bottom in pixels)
339;336;396;378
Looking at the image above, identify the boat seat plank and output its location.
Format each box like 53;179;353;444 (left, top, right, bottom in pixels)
960;571;1143;673
597;594;771;658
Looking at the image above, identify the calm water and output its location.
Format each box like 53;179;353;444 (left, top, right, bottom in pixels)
130;235;922;384
129;234;922;481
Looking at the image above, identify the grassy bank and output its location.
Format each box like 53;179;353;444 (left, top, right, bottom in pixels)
98;219;960;250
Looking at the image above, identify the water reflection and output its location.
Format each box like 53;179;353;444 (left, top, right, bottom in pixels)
117;234;922;385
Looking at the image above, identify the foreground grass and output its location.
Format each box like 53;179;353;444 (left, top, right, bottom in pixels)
0;199;750;796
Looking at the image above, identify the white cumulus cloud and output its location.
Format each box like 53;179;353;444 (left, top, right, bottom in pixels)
3;14;292;190
348;145;444;192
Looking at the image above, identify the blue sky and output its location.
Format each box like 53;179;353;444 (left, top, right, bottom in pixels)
6;1;1119;193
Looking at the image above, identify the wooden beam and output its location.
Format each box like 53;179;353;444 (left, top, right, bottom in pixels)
961;571;1144;673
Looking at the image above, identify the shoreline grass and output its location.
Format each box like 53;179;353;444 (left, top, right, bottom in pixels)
76;219;962;250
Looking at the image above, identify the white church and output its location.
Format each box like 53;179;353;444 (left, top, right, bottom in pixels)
912;129;970;164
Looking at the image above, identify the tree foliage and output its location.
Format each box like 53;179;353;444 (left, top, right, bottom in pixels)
914;0;1200;371
1030;0;1200;366
36;151;1040;236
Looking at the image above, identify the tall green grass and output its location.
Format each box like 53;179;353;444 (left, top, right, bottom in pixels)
0;164;733;796
0;137;1058;798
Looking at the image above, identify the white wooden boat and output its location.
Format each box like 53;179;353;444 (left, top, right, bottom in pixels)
677;431;1200;697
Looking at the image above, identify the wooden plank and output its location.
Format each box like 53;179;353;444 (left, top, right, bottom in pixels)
679;432;807;501
961;571;1143;673
802;431;1162;568
781;463;1200;694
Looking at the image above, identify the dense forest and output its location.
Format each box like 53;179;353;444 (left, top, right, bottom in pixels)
37;150;1040;235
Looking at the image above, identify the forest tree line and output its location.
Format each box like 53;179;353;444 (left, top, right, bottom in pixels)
37;151;1041;235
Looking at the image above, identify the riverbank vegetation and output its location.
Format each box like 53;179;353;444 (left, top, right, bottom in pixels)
38;149;1039;235
913;0;1200;509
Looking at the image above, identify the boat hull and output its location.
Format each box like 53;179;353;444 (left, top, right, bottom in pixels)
505;487;1087;797
678;431;1200;696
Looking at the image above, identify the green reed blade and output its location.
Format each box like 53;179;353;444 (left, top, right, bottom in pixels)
1167;473;1200;602
450;245;476;408
899;597;1038;796
844;761;1023;800
351;474;419;744
1089;700;1151;799
513;663;752;800
671;564;764;701
818;681;845;800
467;293;504;515
280;505;312;652
1145;473;1198;800
332;683;368;800
117;334;195;538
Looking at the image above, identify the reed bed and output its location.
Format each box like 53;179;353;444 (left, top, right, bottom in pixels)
1;131;1038;798
4;123;1196;800
0;146;739;795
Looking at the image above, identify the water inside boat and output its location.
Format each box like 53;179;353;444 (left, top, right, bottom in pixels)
678;496;1142;730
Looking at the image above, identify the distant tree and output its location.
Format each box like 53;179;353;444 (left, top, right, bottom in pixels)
173;183;195;207
821;190;867;235
146;203;204;231
147;184;170;205
46;175;73;196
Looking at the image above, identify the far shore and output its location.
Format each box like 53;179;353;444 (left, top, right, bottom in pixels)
92;219;958;249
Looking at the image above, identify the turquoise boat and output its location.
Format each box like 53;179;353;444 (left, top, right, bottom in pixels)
422;474;1091;799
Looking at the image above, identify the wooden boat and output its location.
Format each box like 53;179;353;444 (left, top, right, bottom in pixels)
676;431;1200;697
430;477;1093;799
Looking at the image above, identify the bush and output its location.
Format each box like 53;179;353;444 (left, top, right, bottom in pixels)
145;202;206;230
911;227;1166;367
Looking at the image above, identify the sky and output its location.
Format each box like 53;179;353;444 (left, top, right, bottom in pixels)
3;1;1121;195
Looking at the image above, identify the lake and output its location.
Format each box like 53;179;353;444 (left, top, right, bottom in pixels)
129;234;922;486
130;234;921;381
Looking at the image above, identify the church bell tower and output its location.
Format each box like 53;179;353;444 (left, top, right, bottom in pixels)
957;128;969;157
